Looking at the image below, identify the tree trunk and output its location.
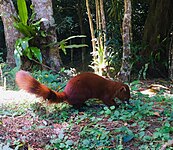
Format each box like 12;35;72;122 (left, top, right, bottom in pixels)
118;0;132;82
32;0;62;71
77;0;86;70
0;0;22;67
86;0;107;75
86;0;97;72
142;0;173;77
100;0;107;57
169;31;173;79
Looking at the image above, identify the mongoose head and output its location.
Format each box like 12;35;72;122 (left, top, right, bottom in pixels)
117;84;130;104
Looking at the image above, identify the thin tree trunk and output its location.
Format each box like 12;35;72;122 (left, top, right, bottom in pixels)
96;0;102;49
100;0;107;58
77;0;86;69
32;0;62;71
118;0;132;82
86;0;107;75
95;0;102;75
169;29;173;79
86;0;97;72
0;0;22;67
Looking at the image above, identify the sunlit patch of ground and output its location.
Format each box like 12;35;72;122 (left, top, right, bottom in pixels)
0;87;41;104
134;80;172;97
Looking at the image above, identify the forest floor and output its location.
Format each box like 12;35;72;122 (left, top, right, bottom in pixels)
0;79;173;150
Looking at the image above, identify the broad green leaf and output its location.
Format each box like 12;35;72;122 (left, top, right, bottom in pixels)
14;49;22;68
110;105;115;110
59;143;65;148
58;132;64;140
114;110;120;118
123;135;134;143
130;80;140;85
64;35;86;41
26;25;37;36
14;22;32;37
105;109;111;115
22;37;33;42
59;44;67;55
82;139;90;146
24;47;33;60
30;47;42;63
65;140;74;146
21;37;31;50
65;44;88;49
164;122;170;127
41;31;46;37
15;40;23;56
153;132;161;139
138;131;145;138
14;22;36;37
17;0;28;25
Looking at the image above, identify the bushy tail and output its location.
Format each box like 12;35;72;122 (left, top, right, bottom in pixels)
15;70;67;104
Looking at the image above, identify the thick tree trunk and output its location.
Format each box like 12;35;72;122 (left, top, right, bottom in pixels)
0;0;22;67
118;0;132;82
142;0;173;77
32;0;62;71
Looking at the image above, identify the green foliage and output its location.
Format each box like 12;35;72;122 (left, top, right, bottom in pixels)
0;63;19;90
14;1;87;69
104;28;122;74
138;63;149;80
14;0;44;68
17;0;28;25
14;37;42;68
130;41;168;79
32;69;68;91
90;40;107;75
14;0;45;37
58;35;88;55
153;121;173;141
105;0;124;73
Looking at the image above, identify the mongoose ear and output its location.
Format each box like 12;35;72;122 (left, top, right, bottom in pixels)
120;86;126;92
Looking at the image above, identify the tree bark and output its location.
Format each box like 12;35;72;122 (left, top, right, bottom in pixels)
118;0;132;82
142;0;173;77
0;0;22;67
32;0;62;71
143;0;173;53
100;0;107;57
169;31;173;79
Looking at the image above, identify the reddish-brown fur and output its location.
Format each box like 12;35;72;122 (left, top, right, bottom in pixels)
16;70;130;108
